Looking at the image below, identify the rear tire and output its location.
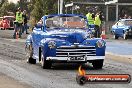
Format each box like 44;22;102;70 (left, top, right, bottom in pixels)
27;57;36;64
92;60;104;69
25;45;36;64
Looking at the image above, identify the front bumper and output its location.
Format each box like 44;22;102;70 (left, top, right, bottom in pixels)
46;56;105;62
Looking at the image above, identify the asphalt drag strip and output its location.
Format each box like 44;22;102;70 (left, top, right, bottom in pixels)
0;33;132;88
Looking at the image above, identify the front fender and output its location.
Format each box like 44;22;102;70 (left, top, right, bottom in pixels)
83;39;106;56
123;27;130;33
40;38;70;58
40;38;56;59
25;34;32;46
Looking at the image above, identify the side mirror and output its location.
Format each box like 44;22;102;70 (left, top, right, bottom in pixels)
35;24;43;28
32;24;43;31
116;23;118;26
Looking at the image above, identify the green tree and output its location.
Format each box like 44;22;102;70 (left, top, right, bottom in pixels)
31;0;44;22
0;0;6;7
31;0;58;22
17;0;28;10
27;0;36;12
0;1;16;16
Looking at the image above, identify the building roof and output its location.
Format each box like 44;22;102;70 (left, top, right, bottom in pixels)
121;19;132;21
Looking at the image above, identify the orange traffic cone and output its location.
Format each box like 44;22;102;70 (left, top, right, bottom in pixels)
16;32;19;40
101;29;106;39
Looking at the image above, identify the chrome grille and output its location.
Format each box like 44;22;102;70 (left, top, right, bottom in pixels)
56;46;96;57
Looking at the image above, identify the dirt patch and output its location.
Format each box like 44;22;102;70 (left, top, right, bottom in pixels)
106;52;132;64
0;72;32;88
0;30;30;39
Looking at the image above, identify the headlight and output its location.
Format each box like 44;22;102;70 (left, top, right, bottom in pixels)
96;40;105;48
48;41;56;49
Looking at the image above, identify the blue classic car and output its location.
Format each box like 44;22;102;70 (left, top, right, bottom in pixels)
25;14;106;69
111;19;132;39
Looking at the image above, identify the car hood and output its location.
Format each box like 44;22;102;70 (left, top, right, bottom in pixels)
44;29;89;43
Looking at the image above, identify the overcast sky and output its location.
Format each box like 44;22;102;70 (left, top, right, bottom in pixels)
8;0;19;3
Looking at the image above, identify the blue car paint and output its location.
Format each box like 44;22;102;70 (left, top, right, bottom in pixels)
39;38;106;59
26;14;106;62
111;19;132;37
83;39;106;56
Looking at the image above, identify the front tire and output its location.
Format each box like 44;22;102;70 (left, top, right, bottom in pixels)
92;60;104;69
123;32;128;40
114;34;118;39
40;49;52;69
41;58;52;69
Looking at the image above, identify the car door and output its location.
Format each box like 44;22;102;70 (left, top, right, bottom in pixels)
32;26;44;60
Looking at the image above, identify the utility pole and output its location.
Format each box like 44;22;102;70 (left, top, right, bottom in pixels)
106;5;108;21
116;2;118;21
60;0;63;14
58;0;60;14
58;0;64;14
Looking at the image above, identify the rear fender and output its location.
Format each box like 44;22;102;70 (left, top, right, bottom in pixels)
25;35;33;52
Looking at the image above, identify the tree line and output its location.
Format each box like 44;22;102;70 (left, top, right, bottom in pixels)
0;0;132;22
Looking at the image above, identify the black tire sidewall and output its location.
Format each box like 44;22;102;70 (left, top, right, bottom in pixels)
92;60;104;69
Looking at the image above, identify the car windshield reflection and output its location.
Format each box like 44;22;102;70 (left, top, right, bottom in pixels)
45;16;88;30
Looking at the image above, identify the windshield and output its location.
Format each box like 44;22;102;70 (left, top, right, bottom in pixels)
125;20;132;26
45;16;88;30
